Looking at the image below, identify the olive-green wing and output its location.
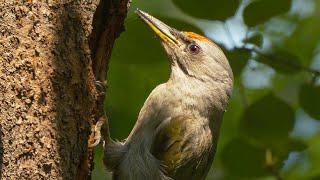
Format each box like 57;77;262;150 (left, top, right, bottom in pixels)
151;116;214;180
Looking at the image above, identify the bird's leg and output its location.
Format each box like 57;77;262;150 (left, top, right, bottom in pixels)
88;80;108;147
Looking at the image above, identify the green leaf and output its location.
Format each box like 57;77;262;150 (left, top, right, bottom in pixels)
225;48;251;77
269;138;307;162
288;139;308;152
243;0;292;26
221;138;268;177
284;16;320;66
240;93;295;143
299;83;320;120
221;138;304;178
244;33;263;47
255;49;302;74
172;0;239;20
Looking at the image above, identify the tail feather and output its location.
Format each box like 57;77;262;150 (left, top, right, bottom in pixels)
103;140;127;172
104;140;172;180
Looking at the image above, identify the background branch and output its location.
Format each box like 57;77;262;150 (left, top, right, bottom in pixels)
238;46;320;78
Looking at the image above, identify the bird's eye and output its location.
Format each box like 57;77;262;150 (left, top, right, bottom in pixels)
188;44;200;54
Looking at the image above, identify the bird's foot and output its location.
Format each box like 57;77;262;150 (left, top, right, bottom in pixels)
95;80;107;97
88;117;106;147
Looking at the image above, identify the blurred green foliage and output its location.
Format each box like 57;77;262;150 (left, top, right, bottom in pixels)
243;0;291;26
172;0;239;20
93;0;320;179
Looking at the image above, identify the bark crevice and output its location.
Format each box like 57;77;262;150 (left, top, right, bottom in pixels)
52;4;95;179
88;0;130;148
90;0;130;82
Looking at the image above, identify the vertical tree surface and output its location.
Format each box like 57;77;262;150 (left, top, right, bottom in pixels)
0;0;128;179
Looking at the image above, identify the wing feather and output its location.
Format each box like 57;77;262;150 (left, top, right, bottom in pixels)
151;116;214;180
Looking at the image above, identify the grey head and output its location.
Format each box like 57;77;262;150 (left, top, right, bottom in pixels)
136;9;233;90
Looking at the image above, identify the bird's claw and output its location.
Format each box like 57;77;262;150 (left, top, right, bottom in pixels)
95;80;107;96
88;117;106;148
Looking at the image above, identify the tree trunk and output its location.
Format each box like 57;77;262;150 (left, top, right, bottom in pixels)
0;0;129;179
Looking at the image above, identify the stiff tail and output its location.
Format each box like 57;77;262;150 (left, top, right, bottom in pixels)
103;140;127;172
104;139;172;180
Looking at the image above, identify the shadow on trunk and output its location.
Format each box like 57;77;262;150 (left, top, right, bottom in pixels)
51;3;97;179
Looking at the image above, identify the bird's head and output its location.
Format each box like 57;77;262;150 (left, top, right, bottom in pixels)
136;9;233;85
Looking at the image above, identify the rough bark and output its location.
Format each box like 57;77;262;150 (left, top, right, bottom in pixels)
89;0;130;144
0;0;129;179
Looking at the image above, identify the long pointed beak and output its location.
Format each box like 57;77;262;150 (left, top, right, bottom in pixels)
136;9;180;45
